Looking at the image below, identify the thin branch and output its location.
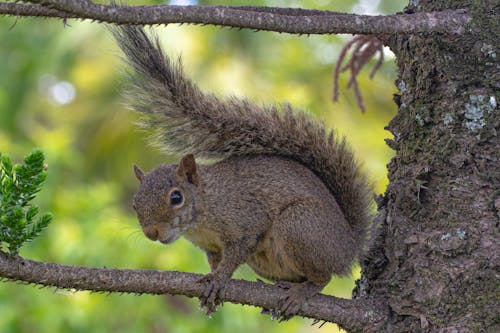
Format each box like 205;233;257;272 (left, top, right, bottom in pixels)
0;251;388;332
1;1;471;35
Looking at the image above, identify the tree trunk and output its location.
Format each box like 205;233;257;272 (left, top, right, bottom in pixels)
357;0;499;331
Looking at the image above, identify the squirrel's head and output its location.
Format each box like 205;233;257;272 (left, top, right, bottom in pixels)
132;154;203;244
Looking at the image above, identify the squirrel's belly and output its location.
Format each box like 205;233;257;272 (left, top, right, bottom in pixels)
247;239;305;283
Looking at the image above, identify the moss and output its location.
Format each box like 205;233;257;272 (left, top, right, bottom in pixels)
472;0;500;42
420;255;500;329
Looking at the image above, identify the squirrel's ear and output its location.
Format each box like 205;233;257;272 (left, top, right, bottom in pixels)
177;154;199;185
133;164;145;183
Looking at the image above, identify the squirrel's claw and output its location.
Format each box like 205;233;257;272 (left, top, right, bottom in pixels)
197;273;226;316
278;296;301;321
272;281;321;321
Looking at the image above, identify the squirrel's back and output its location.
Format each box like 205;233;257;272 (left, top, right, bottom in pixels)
112;26;373;257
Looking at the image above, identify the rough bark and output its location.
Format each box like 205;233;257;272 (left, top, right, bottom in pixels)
356;0;499;331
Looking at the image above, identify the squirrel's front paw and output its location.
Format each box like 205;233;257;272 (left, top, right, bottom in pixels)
197;273;226;316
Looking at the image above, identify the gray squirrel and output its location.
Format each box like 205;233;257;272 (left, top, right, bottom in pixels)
112;26;373;320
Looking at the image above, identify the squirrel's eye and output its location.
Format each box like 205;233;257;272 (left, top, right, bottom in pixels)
169;190;183;207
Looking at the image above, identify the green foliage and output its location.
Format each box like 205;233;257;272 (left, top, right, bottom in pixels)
0;149;52;255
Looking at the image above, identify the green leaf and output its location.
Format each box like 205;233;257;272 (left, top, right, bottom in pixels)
1;154;13;176
26;206;39;221
0;148;53;255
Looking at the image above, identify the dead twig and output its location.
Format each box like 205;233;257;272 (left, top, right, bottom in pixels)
333;35;384;113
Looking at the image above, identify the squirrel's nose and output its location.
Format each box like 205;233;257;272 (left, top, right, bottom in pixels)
143;225;159;241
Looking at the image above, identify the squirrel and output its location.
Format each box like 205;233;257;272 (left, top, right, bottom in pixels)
112;26;373;320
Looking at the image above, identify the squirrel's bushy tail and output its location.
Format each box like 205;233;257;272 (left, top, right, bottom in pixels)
112;26;373;255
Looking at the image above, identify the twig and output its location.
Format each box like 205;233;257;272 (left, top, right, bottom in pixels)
332;35;384;113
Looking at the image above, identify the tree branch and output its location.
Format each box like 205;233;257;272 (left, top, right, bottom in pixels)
0;251;388;332
1;1;73;18
1;1;471;35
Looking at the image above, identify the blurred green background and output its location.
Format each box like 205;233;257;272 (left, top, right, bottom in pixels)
0;0;403;332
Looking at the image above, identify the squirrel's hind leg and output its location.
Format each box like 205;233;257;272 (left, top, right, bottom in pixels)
265;203;338;320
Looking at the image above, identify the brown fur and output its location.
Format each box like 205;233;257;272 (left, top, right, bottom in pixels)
113;26;373;318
